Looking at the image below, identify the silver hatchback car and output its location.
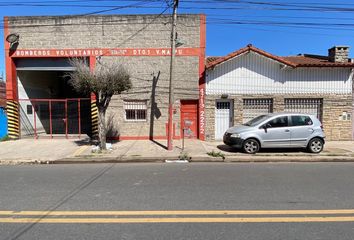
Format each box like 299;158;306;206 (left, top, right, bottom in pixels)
223;113;325;154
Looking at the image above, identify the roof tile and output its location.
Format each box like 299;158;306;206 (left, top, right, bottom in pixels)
206;44;354;69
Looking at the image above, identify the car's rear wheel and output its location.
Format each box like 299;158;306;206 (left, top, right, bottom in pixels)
307;138;324;153
243;139;260;154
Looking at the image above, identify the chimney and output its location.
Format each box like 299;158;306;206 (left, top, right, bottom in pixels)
328;46;350;63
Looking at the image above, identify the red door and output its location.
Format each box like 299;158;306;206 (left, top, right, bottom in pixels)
180;100;198;139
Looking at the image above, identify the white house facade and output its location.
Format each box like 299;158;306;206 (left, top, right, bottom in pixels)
205;44;354;141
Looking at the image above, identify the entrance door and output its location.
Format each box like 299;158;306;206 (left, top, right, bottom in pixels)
180;100;198;138
215;100;233;140
51;101;67;134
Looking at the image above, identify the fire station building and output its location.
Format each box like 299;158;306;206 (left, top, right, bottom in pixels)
4;14;206;140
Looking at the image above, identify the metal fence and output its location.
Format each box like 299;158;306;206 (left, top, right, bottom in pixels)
284;98;323;121
243;99;273;123
19;98;91;139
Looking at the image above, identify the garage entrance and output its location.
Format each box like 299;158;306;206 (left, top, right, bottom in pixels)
16;58;91;138
19;98;91;138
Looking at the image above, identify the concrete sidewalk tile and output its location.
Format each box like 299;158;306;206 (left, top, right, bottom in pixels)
1;138;354;164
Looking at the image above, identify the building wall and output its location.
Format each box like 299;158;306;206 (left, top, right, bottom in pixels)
6;14;203;139
206;52;353;95
7;15;200;49
102;56;199;138
205;94;352;141
205;52;354;141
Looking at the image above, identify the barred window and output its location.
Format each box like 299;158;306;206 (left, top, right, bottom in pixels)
284;98;323;121
243;99;273;123
124;101;147;121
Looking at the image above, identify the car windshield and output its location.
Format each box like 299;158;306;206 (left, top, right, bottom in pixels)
243;115;271;127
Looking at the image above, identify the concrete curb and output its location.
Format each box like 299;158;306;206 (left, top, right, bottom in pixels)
2;156;354;165
0;159;49;165
45;155;354;164
223;156;354;163
56;156;167;164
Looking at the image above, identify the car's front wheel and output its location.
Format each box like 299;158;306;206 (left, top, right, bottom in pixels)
243;139;260;154
307;138;324;153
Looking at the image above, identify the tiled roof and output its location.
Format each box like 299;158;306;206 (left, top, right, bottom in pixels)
282;55;354;67
206;56;221;64
206;44;354;69
206;44;297;69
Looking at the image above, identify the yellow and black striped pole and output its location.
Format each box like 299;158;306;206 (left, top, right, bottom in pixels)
91;100;98;139
6;100;19;139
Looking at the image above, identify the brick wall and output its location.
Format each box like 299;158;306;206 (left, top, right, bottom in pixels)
7;14;200;49
102;56;199;137
205;94;353;141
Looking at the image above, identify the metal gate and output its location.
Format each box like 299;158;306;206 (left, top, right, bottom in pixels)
19;98;91;139
243;99;273;123
284;98;323;121
215;100;233;140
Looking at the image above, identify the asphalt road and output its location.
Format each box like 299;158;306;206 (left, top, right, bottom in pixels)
1;162;354;240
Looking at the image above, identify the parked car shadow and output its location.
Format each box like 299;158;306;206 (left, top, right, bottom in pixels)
217;144;307;154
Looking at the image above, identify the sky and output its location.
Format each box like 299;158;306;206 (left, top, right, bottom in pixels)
1;0;354;77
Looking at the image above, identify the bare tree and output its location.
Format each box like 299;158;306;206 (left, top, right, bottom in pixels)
68;59;132;150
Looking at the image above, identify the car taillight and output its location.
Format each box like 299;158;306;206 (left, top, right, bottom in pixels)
320;124;323;130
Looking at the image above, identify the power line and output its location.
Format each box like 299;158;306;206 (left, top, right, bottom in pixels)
80;0;155;16
0;0;353;55
1;0;354;12
2;17;354;33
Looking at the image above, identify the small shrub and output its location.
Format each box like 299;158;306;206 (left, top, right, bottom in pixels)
178;151;191;160
207;150;225;160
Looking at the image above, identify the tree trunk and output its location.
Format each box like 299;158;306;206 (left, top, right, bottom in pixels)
98;107;107;150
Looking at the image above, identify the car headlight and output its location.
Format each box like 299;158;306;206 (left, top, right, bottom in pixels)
230;133;241;138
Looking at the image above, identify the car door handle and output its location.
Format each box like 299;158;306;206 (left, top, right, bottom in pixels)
285;129;290;132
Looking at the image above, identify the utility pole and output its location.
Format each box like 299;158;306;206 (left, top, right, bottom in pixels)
167;0;178;150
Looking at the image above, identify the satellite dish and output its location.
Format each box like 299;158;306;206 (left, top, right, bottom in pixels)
6;33;19;44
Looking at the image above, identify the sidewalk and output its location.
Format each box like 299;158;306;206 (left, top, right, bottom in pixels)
1;138;354;164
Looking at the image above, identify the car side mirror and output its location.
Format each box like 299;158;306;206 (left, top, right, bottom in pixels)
261;123;271;132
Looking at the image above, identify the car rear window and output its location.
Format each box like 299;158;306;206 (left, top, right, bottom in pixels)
291;115;313;126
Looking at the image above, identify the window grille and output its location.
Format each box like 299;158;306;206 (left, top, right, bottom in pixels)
124;101;147;121
243;99;273;123
284;98;323;121
216;101;231;110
